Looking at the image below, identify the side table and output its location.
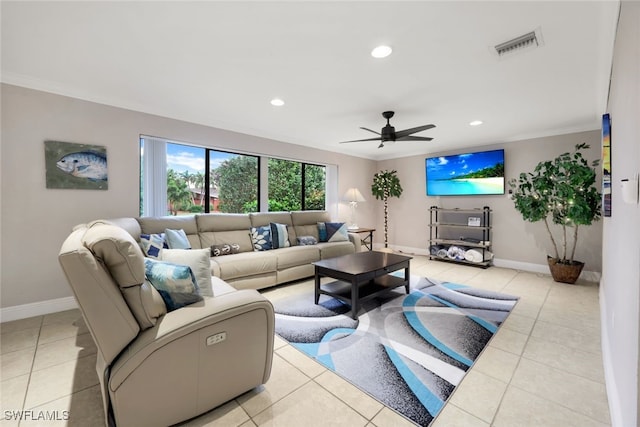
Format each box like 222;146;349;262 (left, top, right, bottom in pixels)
348;228;375;251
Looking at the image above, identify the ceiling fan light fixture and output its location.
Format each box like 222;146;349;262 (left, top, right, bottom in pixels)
270;98;285;107
371;45;392;58
469;120;483;126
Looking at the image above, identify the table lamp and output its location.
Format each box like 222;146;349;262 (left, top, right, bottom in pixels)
342;187;366;230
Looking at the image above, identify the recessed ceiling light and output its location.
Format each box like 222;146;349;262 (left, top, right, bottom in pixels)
371;45;392;59
469;120;483;126
270;98;285;107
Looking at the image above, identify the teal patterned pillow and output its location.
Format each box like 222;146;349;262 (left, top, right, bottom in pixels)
317;222;328;242
270;222;290;249
250;225;272;251
143;258;203;311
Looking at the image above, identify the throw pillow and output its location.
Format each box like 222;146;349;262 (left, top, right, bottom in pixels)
211;243;240;257
143;258;203;312
270;223;291;249
161;248;213;297
139;233;168;259
317;222;328;242
325;222;348;242
250;225;272;251
164;228;191;249
297;235;318;246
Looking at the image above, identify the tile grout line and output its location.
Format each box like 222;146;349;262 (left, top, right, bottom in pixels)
488;270;552;426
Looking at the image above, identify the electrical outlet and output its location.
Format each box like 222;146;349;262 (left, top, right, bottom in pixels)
206;332;227;346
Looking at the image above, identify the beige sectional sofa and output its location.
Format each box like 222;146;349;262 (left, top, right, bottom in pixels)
107;210;361;290
59;220;275;427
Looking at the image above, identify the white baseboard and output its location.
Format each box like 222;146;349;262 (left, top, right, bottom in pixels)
375;244;601;282
0;296;78;323
599;283;621;427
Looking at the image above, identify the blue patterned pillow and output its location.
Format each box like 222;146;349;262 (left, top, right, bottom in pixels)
164;228;191;249
139;233;168;259
297;235;318;246
325;222;348;242
317;222;328;242
250;225;272;251
143;258;202;312
270;223;290;249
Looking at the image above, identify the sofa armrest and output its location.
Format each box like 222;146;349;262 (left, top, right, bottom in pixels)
109;289;274;391
348;232;362;252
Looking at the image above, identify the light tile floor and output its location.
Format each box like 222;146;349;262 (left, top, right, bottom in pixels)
0;255;610;426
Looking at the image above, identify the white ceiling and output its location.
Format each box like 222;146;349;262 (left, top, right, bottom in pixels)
1;1;619;161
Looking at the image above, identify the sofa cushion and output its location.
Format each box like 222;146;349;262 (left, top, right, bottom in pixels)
251;225;273;251
120;281;167;329
83;222;146;287
143;258;203;311
83;222;166;329
196;213;253;253
270;223;291;249
275;245;320;270
318;241;356;259
161;249;213;297
211;251;277;281
164;228;191;249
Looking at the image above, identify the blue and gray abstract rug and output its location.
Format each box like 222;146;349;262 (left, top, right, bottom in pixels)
273;276;518;426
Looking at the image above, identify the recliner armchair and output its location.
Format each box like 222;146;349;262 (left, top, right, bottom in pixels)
58;221;274;426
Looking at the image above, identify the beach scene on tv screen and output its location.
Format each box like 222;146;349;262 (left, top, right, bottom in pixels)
426;150;504;196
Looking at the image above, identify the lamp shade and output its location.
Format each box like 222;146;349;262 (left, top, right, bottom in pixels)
342;187;366;203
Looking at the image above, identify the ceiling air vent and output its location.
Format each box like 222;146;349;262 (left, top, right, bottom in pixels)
494;29;543;57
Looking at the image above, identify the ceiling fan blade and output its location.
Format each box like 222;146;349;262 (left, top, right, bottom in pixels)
360;127;381;135
339;137;383;144
394;124;436;139
396;135;434;142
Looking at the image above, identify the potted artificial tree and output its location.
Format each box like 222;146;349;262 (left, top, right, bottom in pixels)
371;169;403;250
509;143;601;284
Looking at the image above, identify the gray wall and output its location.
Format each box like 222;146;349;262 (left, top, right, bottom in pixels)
374;131;603;274
600;2;640;426
0;83;377;309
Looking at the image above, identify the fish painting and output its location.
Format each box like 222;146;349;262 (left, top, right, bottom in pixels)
45;141;108;190
56;151;108;181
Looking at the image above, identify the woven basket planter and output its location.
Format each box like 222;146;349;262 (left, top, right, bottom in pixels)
547;257;584;284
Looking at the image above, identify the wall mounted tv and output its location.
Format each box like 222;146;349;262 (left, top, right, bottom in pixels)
425;149;505;196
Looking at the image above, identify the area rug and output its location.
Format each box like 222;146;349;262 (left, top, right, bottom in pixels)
273;276;519;426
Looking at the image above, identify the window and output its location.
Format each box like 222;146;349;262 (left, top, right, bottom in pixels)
267;158;326;211
211;150;259;213
141;136;324;216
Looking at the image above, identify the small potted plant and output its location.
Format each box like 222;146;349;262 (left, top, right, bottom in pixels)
371;169;403;250
509;143;601;283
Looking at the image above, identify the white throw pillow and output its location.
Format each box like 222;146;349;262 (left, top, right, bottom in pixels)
161;248;213;297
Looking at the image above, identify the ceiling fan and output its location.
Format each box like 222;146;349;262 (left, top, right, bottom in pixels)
340;111;436;148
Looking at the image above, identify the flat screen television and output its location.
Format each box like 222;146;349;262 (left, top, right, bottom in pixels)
425;149;505;196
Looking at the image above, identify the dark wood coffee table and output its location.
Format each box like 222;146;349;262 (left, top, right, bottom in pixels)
313;251;412;319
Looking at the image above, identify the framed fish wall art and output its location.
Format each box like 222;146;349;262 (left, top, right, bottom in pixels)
44;140;108;190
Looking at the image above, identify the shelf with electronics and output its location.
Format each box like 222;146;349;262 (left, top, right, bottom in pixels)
428;206;493;268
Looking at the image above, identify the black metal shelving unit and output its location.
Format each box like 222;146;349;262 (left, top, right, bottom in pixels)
428;206;492;268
